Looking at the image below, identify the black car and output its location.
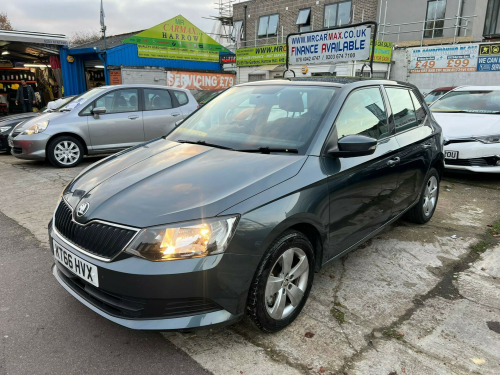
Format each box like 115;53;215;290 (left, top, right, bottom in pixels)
49;79;443;332
0;112;39;152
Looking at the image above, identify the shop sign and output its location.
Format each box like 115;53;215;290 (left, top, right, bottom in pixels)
123;15;230;62
409;44;479;73
477;43;500;72
109;70;122;85
366;40;393;63
288;25;371;65
167;71;234;90
236;44;286;67
220;54;236;65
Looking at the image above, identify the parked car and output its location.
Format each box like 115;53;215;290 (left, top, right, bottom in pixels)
49;79;443;332
424;86;456;105
430;86;500;173
0;96;76;153
8;85;197;167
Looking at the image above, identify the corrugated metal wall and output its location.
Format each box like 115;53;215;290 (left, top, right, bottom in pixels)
106;44;221;72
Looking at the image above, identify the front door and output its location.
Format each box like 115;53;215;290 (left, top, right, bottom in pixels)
87;88;144;152
326;86;400;260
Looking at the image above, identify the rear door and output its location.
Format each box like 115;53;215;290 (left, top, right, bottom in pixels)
326;86;400;259
383;86;434;216
142;88;182;140
86;88;144;152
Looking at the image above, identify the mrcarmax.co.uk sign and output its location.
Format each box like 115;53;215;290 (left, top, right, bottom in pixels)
236;44;286;67
288;25;371;65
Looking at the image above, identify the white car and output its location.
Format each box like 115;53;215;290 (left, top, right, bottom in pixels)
430;86;500;173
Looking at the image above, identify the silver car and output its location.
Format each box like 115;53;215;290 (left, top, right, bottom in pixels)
8;84;198;167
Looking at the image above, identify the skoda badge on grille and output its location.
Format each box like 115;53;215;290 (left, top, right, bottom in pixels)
76;202;90;217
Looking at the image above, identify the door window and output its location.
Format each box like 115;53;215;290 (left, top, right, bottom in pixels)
385;88;419;132
94;89;139;114
335;87;389;140
410;90;427;124
144;89;173;111
172;90;189;106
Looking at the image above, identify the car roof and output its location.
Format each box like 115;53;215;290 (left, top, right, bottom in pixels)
429;86;456;92
236;78;415;90
92;84;190;92
452;85;500;91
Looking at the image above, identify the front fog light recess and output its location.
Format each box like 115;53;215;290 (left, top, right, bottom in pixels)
125;216;239;261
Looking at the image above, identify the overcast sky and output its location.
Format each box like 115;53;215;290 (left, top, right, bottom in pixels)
3;0;221;38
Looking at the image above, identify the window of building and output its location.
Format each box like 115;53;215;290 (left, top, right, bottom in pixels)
484;0;500;37
231;20;243;41
248;74;266;82
424;0;447;38
324;1;352;28
296;8;311;32
335;87;389;140
258;14;279;37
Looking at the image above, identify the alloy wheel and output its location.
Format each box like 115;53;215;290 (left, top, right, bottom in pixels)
54;140;81;166
422;175;438;217
265;247;309;320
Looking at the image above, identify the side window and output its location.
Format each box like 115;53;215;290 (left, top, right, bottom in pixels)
94;89;139;114
144;89;172;111
335;87;389;140
172;90;189;106
386;88;419;132
409;90;426;124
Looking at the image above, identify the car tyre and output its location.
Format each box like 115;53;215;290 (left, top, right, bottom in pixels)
247;230;315;333
406;168;440;224
47;136;84;168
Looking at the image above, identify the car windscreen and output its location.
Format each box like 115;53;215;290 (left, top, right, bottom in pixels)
166;85;336;154
59;88;105;112
430;90;500;114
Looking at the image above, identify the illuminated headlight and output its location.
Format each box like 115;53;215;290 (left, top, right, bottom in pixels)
22;121;49;135
125;216;239;261
0;126;13;133
475;135;500;144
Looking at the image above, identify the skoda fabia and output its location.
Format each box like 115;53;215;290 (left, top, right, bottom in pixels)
50;79;443;332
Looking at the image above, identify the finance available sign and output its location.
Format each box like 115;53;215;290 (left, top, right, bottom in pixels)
287;25;371;65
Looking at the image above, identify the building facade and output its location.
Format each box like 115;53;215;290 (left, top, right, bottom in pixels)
231;0;388;82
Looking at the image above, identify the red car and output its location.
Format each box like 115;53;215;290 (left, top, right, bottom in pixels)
424;86;456;105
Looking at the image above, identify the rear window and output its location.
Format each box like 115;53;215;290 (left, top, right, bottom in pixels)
173;91;189;106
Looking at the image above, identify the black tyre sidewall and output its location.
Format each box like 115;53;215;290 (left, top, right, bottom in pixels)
47;136;84;168
247;230;315;333
412;168;440;224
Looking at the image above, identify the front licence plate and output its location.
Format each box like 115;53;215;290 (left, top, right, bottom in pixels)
445;150;459;159
53;240;99;287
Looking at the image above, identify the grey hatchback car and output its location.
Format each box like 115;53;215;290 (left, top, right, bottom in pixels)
49;79;443;332
9;84;197;167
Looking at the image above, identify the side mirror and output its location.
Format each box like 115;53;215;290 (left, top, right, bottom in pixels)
92;106;106;119
327;134;377;157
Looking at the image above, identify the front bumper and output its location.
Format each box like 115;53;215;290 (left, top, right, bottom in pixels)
444;141;500;173
49;223;258;330
9;133;49;160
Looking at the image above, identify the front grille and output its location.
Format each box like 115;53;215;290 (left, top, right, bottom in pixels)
446;157;498;167
56;263;221;319
54;200;137;260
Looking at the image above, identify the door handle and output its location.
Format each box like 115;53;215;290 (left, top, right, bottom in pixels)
422;142;432;149
128;115;139;120
387;157;400;167
171;113;181;117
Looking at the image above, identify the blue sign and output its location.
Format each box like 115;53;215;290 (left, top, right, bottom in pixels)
477;43;500;72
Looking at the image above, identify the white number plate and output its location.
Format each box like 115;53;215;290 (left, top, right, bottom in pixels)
445;150;458;159
53;241;99;287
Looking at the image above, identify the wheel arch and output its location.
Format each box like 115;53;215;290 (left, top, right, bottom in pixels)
46;132;88;156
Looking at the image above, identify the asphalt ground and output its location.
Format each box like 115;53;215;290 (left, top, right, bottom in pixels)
0;153;499;375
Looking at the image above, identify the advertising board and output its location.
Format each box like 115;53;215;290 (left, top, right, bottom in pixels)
477;43;500;72
287;25;371;66
166;71;234;90
409;44;479;73
236;45;286;67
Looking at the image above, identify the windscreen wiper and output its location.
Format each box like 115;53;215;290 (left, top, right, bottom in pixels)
175;139;234;150
237;147;298;154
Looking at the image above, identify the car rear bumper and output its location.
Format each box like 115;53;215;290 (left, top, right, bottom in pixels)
444;141;500;173
49;222;257;330
9;133;48;160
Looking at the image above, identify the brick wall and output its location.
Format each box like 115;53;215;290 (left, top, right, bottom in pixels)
233;0;379;47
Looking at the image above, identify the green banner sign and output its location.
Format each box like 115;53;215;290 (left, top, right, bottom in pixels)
367;40;393;63
124;15;230;62
236;44;287;67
